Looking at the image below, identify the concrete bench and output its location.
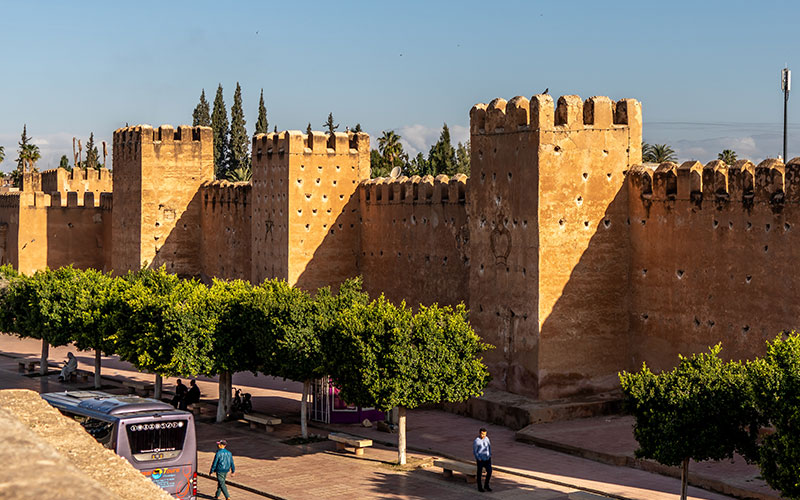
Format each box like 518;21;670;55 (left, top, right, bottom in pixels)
328;432;373;456
190;401;214;416
122;380;154;397
244;413;282;432
433;459;477;483
20;360;58;373
69;369;91;383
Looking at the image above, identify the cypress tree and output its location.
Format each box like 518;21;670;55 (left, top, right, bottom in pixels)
85;133;100;170
306;123;312;135
227;82;250;174
255;89;268;135
428;123;456;176
211;84;230;178
192;89;211;127
323;113;339;134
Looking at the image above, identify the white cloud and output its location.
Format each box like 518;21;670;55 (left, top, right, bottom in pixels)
389;123;470;157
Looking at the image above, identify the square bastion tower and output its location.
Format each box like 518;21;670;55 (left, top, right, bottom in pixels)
468;94;641;400
250;130;370;289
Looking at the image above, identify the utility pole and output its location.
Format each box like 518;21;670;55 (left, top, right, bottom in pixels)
782;67;791;161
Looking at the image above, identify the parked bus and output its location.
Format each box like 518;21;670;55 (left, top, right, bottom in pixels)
42;390;197;500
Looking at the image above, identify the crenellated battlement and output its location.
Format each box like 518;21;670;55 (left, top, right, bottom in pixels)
361;173;467;205
113;124;212;145
629;157;800;205
252;130;370;157
470;94;641;134
40;167;112;194
43;191;107;208
201;180;251;210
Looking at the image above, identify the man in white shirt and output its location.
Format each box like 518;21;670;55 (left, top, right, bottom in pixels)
58;352;77;382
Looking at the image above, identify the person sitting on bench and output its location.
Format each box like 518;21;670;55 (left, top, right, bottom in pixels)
58;353;77;382
171;379;187;408
181;379;201;410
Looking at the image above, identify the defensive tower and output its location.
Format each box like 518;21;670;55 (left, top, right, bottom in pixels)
469;94;641;399
111;125;213;275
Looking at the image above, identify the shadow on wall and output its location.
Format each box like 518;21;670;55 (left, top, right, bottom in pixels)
533;185;631;400
294;191;361;293
140;191;204;279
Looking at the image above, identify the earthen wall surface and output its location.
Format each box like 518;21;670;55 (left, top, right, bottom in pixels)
200;181;252;281
627;158;800;371
40;167;113;195
358;174;469;307
251;131;369;289
112;125;213;275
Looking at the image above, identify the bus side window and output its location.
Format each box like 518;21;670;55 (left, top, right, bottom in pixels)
59;409;115;448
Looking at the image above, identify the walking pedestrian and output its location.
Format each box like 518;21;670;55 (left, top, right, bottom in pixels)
473;427;492;492
210;439;235;500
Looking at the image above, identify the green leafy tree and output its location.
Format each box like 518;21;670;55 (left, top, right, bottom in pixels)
0;145;5;165
455;140;470;175
225;164;252;182
207;279;267;422
427;123;456;176
619;345;760;500
255;89;269;135
378;131;407;173
718;149;737;165
59;268;117;388
59;155;71;171
406;152;428;177
370;149;390;178
12;125;40;188
643;142;677;163
352;123;362;133
192;89;211;127
227;82;250;175
84;133;100;170
0;268;82;375
323;113;338;135
112;268;216;398
749;332;800;498
326;297;491;464
211;84;230;179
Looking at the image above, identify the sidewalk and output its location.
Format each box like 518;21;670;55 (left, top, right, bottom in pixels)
0;334;749;500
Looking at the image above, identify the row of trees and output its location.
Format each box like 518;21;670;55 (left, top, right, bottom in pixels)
642;142;739;166
192;84;269;182
620;336;800;499
370;125;470;179
0;265;490;464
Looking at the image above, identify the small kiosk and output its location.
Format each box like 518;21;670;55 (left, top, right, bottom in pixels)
310;376;384;424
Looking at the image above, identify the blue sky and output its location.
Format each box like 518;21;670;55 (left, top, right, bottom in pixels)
1;0;799;171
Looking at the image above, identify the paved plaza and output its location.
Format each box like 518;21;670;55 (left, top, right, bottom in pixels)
0;335;775;500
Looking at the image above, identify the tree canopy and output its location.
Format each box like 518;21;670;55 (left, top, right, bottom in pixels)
255;89;268;135
192;89;211;127
211;84;230;179
227;82;250;176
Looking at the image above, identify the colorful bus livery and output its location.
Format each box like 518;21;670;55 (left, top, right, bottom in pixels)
41;391;197;500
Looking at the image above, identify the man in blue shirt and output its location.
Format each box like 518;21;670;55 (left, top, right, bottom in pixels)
210;439;235;500
473;427;492;492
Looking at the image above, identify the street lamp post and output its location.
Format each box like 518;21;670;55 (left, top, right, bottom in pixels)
782;68;791;161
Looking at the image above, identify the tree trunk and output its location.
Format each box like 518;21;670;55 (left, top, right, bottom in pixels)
40;340;49;376
398;406;407;465
154;374;162;400
680;457;689;500
301;380;309;439
94;349;102;389
216;371;232;423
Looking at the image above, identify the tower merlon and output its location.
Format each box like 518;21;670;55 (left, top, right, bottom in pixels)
470;94;641;134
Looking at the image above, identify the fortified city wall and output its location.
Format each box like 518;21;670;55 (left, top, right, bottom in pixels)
200;180;252;281
358;174;469;308
40;167;113;195
627;158;800;372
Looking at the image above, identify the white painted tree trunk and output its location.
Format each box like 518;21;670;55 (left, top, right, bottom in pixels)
398;406;407;465
94;349;102;389
154;374;162;400
216;371;232;423
301;380;309;439
40;341;48;376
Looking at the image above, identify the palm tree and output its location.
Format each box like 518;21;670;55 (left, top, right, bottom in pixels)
0;145;5;164
717;149;737;165
643;143;677;163
18;143;41;172
378;130;403;167
225;163;252;182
